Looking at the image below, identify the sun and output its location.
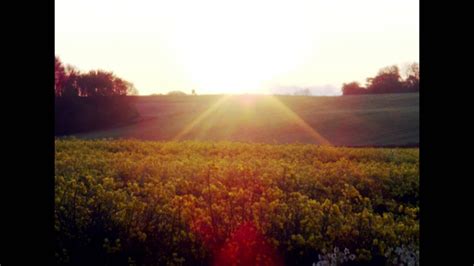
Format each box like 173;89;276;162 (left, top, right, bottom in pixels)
167;0;318;94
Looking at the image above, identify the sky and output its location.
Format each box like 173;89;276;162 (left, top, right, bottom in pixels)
55;0;419;95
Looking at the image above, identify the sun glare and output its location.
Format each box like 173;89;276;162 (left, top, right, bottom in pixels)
173;94;331;145
56;0;419;95
168;0;318;93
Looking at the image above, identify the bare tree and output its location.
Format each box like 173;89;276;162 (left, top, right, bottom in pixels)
403;62;419;92
402;62;419;80
55;57;66;97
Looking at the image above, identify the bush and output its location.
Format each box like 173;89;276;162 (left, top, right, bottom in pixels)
167;91;187;96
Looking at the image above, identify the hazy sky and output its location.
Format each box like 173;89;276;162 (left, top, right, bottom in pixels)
55;0;419;95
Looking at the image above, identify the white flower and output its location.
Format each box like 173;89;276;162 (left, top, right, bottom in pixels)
349;254;356;260
344;248;350;255
334;247;339;253
395;247;402;254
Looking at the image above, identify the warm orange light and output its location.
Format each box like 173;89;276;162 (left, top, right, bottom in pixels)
173;95;331;145
56;0;419;95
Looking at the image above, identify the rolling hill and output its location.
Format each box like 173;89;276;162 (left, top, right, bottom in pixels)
71;93;419;147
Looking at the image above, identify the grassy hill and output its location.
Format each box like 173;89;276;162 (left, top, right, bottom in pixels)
72;93;419;146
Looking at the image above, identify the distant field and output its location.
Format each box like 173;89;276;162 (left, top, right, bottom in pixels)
72;93;419;147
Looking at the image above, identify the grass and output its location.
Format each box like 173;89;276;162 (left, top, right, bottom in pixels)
72;93;419;147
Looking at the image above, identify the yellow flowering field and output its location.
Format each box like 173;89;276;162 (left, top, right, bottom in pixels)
55;139;419;265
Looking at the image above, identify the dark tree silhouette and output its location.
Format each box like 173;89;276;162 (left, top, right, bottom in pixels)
62;65;81;98
55;57;66;97
55;57;139;135
402;62;419;92
76;70;137;97
366;65;404;94
342;82;366;95
341;63;419;95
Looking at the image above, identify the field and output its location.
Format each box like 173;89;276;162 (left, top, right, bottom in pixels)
72;93;419;147
55;139;419;265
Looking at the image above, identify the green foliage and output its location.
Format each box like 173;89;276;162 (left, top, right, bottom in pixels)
55;140;419;265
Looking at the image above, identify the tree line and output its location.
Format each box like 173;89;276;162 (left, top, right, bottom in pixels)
342;63;419;95
55;56;139;135
55;57;138;98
